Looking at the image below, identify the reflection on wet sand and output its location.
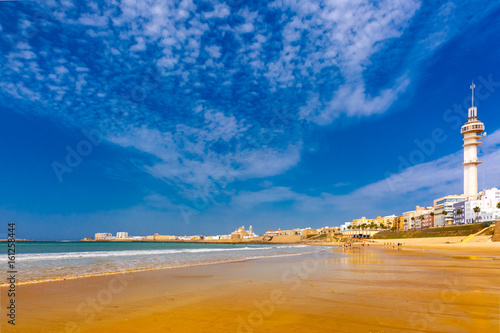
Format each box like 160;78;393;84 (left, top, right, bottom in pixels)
2;245;499;333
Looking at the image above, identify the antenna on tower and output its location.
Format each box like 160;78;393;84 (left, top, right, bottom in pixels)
470;81;476;107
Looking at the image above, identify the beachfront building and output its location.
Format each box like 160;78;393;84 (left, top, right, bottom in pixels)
351;217;371;229
301;228;318;238
433;195;468;227
462;188;500;223
347;215;398;231
264;229;280;237
318;227;340;241
116;232;128;239
342;228;379;238
478;187;500;215
155;235;177;241
231;225;256;239
370;216;384;227
381;215;398;229
402;206;431;230
395;216;405;230
453;201;466;225
340;222;352;231
95;233;113;240
402;210;415;230
278;228;302;236
421;211;435;228
464;200;481;224
146;234;171;241
461;83;485;199
319;227;338;234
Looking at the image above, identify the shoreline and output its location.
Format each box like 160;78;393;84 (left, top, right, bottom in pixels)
6;235;499;287
0;246;328;287
5;245;499;333
6;235;500;287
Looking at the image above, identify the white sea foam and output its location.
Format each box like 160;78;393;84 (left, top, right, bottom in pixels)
11;245;306;262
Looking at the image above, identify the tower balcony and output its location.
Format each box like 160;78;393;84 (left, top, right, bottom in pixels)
462;158;482;166
461;122;484;134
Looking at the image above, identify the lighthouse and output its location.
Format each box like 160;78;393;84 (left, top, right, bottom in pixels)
461;82;485;198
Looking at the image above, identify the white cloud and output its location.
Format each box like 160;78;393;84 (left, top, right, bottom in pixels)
130;37;146;51
232;187;299;207
203;3;230;19
205;45;221;58
2;0;499;208
232;129;500;216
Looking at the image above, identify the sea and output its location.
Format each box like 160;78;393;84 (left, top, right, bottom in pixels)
0;241;326;285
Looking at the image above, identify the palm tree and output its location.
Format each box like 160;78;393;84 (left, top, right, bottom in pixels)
419;215;425;228
347;225;352;230
441;210;448;225
379;222;384;229
473;206;481;223
456;208;463;224
430;212;435;217
410;216;415;229
496;202;500;220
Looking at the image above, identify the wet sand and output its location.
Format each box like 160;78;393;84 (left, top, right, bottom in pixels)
2;246;500;333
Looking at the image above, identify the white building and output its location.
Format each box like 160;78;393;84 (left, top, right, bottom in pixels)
116;232;128;239
403;206;432;230
433;195;468;227
340;222;352;231
461;83;485;198
463;188;500;223
95;233;113;240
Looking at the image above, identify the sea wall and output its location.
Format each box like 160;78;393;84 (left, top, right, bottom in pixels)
492;220;500;242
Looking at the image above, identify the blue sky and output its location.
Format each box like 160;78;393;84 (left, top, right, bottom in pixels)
1;0;500;240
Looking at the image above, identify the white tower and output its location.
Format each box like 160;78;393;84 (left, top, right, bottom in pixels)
461;82;485;198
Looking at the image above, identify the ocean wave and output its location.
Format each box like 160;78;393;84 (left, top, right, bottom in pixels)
0;248;327;286
9;245;306;262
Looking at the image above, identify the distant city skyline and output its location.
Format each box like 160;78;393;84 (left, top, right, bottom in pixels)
1;1;500;240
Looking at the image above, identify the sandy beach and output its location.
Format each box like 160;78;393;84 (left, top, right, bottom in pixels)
2;242;499;333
